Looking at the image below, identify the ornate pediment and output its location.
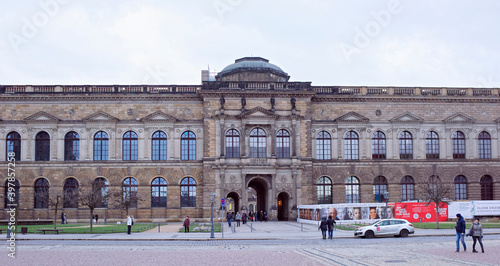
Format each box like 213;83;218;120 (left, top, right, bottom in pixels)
389;112;423;123
24;111;60;123
443;113;475;123
141;111;177;122
334;112;369;123
237;107;277;119
82;111;119;122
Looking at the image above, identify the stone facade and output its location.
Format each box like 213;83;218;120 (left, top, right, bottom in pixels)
1;58;499;222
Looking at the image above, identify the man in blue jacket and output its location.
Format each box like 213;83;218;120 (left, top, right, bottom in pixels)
455;213;467;252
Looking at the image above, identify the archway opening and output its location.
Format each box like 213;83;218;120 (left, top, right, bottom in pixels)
248;178;268;215
277;192;289;221
226;192;239;213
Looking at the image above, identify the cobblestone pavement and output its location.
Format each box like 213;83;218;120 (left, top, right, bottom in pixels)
4;236;500;266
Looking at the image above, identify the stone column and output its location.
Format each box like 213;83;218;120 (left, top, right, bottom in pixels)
220;119;225;157
291;121;297;157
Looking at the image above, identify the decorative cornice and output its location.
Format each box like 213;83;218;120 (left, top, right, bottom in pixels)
334;112;369;123
443;112;476;124
236;106;278;119
141;111;177;122
83;111;119;122
24;111;61;123
390;112;423;123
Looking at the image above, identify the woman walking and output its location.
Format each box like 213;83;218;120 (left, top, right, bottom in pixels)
467;217;485;253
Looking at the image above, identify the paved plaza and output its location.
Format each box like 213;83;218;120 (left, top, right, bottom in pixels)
3;221;500;265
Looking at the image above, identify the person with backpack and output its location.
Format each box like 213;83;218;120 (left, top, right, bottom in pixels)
319;217;328;239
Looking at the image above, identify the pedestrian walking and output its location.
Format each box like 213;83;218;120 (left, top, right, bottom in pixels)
61;212;66;224
126;215;133;234
327;215;336;239
95;214;99;224
467;217;484;253
455;213;466;252
319;217;328;239
242;211;247;224
235;212;241;227
226;212;233;227
183;216;190;233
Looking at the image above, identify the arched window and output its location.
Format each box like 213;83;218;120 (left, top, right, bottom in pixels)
345;176;360;203
93;177;109;208
373;176;388;202
316;131;331;160
426;131;439;159
180;177;197;207
344;131;359;160
34;178;49;208
225;129;240;158
123;131;138;161
452;131;466;159
64;131;80;161
181;131;196;160
35;131;50;161
372;131;386;160
63;178;79;208
478;131;491;159
151;177;167;207
316;176;332;204
400;176;414;201
152;131;167;161
4;179;20;208
122;177;138;208
399;131;413;159
480;175;493;200
249;128;266;158
94;131;109;161
454;175;467;200
6;131;21;161
276;129;290;158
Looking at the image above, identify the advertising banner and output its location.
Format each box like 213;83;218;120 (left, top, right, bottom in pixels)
394;202;448;222
448;201;500;218
297;203;391;224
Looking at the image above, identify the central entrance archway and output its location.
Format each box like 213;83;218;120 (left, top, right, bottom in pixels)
247;176;269;214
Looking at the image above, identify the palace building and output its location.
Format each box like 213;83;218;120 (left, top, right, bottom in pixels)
1;57;499;222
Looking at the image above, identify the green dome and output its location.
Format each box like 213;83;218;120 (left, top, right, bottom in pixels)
219;57;288;77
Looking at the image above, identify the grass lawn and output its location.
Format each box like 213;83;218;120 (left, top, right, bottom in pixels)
178;222;222;233
412;221;500;229
0;223;156;234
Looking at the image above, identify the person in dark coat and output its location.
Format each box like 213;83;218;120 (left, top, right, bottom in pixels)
183;216;190;233
61;212;66;224
226;212;233;227
467;217;484;253
95;214;99;224
319;217;328;239
326;215;336;239
455;213;467;252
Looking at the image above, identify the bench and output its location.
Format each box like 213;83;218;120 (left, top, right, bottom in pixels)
38;229;63;234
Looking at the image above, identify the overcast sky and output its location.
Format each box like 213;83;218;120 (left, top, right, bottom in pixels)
1;0;498;87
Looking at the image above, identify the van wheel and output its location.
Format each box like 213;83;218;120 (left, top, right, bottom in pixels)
400;229;409;237
365;230;374;239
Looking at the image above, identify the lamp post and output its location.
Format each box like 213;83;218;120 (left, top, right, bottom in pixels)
383;190;389;219
210;192;215;239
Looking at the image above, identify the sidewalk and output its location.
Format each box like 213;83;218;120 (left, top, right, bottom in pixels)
13;221;500;241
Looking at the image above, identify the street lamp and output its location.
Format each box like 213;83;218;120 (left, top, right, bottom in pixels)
210;192;215;239
383;190;389;219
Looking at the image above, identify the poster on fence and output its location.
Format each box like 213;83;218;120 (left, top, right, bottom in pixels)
448;201;500;218
297;203;390;223
394;202;448;222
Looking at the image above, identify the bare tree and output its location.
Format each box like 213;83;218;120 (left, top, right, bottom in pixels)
78;179;109;232
418;175;452;229
35;187;76;230
110;189;144;216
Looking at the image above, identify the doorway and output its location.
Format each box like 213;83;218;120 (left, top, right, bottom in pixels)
277;192;289;221
247;177;268;214
226;192;239;213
